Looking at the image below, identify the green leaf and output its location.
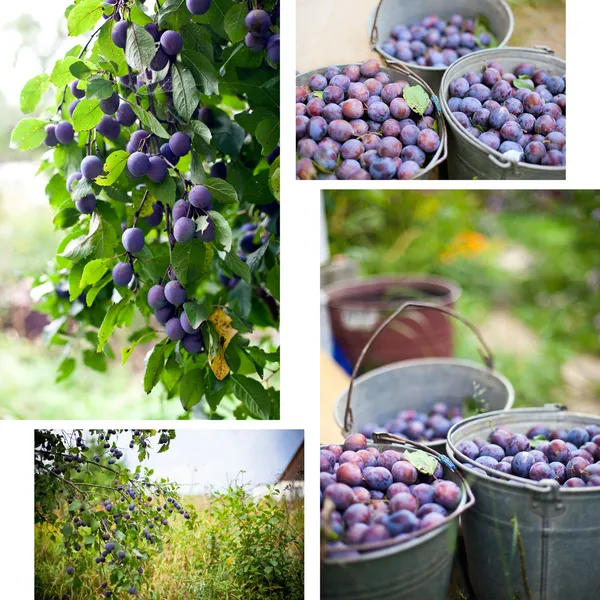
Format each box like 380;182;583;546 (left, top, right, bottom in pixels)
179;368;205;410
83;349;107;372
96;20;128;76
207;210;232;252
269;156;280;202
172;238;207;286
158;0;186;28
266;263;279;301
514;78;535;91
80;259;109;287
246;238;269;272
86;273;111;306
147;176;177;207
72;98;103;131
50;57;79;87
125;23;157;73
20;74;51;114
172;64;199;123
122;328;157;365
97;298;130;352
67;0;104;37
230;374;271;419
68;261;85;300
403;85;430;116
181;22;214;61
255;117;279;156
69;60;93;79
187;120;213;160
224;2;248;43
221;250;251;284
144;340;169;393
130;103;170;138
71;177;94;201
404;449;439;475
203;177;238;204
181;49;220;96
95;150;130;186
10;118;47;151
85;76;114;100
54;207;80;229
56;356;76;383
184;302;209;329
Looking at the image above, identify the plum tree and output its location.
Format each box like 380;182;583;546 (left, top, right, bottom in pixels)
35;429;193;598
11;0;280;419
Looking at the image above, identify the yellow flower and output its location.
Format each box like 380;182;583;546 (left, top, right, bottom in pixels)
441;230;488;263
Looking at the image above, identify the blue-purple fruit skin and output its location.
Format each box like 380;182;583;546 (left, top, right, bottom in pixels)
112;262;133;286
55;121;74;144
173;217;196;242
122;227;145;253
180;312;199;334
160;30;183;56
81;156;104;180
111;20;128;49
188;185;213;210
147;156;167;182
127;152;150;178
186;0;211;15
165;317;185;341
76;194;97;214
154;304;175;325
169;132;191;157
147;285;167;310
164;280;186;306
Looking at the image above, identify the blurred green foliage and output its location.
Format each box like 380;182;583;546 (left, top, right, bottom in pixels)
324;190;600;409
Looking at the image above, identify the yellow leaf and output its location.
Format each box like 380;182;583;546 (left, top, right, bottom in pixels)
208;308;237;381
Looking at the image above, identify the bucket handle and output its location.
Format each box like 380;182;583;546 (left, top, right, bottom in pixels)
487;153;523;177
370;0;385;47
332;432;476;555
343;301;495;434
533;45;555;55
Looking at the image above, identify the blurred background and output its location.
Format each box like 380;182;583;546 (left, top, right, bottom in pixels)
296;0;565;73
320;191;600;442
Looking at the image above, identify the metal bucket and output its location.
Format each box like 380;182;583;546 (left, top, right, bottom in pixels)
369;0;514;93
335;301;515;452
447;406;600;600
322;433;475;600
325;275;461;369
440;47;567;180
296;63;448;180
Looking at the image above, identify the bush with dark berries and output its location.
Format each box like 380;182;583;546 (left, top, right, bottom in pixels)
11;0;280;418
446;61;566;166
297;60;442;180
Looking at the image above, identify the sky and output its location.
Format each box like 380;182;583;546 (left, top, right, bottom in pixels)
72;429;304;495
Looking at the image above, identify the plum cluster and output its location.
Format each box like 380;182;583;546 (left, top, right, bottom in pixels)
320;433;462;559
359;402;464;442
447;61;566;166
244;6;280;63
456;423;600;487
296;60;441;181
382;14;493;67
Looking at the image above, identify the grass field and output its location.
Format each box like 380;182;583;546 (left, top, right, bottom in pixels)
35;485;304;600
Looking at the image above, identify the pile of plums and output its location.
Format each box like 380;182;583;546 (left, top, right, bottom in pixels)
456;424;600;487
296;60;441;180
360;402;463;442
321;433;463;558
382;14;494;67
447;61;566;166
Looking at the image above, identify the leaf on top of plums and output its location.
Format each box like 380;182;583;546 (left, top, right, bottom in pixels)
514;78;534;92
403;85;430;116
404;449;438;475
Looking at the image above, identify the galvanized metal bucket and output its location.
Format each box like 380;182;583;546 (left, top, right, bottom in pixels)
369;0;514;93
335;301;515;452
440;47;566;180
322;432;475;600
447;406;600;600
296;63;448;180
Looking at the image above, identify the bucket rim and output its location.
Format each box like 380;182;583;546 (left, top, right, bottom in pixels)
440;46;566;175
296;63;447;181
323;273;462;309
446;406;600;494
321;438;472;563
333;357;516;430
369;0;515;75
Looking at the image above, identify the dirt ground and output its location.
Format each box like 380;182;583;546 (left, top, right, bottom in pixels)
296;0;566;74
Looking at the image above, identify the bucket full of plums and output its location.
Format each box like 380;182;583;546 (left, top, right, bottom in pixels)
296;60;447;181
369;0;514;92
321;432;474;599
441;46;566;179
334;301;514;452
447;406;600;600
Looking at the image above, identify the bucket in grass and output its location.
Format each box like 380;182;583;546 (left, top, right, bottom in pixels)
369;0;514;93
440;47;566;180
447;406;600;600
334;301;514;453
321;432;474;600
